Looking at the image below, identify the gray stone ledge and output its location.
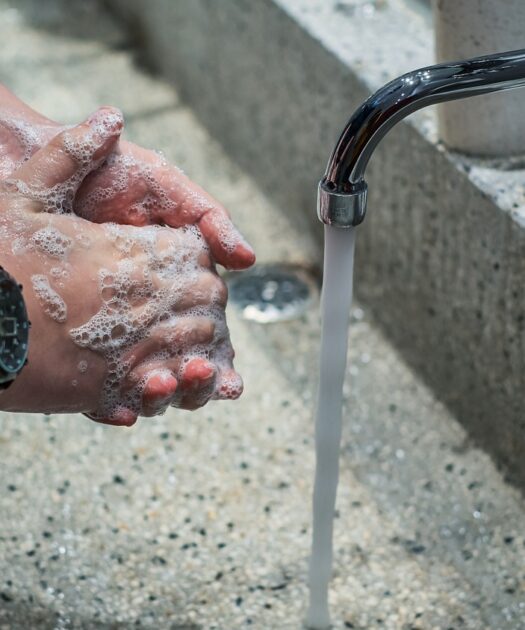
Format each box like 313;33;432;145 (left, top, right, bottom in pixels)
107;0;525;485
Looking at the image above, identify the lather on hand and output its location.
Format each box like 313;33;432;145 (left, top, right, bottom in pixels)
0;107;244;426
0;84;255;271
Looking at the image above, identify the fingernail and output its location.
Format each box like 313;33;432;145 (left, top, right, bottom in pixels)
235;242;256;266
182;358;216;387
214;370;243;400
227;230;256;270
144;371;178;400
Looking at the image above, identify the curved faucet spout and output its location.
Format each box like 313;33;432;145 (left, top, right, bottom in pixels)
318;48;525;227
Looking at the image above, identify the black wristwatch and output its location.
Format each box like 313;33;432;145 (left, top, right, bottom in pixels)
0;266;29;389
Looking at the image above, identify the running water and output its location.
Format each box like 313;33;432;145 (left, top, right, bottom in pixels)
306;225;356;629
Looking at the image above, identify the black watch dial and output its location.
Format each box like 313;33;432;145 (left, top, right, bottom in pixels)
0;274;29;374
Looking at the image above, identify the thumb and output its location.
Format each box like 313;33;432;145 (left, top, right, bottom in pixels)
7;106;123;212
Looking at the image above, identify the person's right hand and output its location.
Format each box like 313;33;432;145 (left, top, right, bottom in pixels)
0;84;256;271
0;107;243;426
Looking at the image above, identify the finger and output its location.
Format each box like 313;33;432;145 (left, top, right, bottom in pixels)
76;139;255;269
164;198;255;271
180;357;216;383
208;334;244;401
198;209;256;270
9;106;123;206
84;406;138;427
123;317;216;371
177;357;217;410
131;357;216;396
153;165;255;270
128;355;218;411
213;367;244;401
141;369;179;417
75;156;149;224
175;272;228;312
143;370;178;400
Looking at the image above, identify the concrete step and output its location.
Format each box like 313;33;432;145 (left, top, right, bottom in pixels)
0;1;524;629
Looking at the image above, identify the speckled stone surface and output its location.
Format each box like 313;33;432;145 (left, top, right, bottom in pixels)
434;0;525;156
1;1;525;629
107;0;525;487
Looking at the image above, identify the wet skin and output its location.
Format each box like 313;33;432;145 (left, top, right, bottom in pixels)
0;85;255;271
0;108;246;425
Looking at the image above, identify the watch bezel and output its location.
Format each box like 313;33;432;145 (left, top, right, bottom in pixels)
0;267;30;382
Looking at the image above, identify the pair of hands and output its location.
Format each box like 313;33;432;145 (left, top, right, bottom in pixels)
0;88;255;426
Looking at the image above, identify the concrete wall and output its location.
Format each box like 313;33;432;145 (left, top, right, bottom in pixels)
107;0;525;486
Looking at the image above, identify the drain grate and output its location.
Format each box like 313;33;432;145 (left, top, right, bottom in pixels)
226;264;317;323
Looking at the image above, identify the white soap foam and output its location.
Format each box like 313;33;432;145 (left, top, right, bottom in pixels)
31;274;68;323
11;235;27;255
0;117;53;178
68;223;238;421
3;110;121;214
50;266;70;280
77;360;88;373
75;153;180;226
31;226;72;259
0;114;241;420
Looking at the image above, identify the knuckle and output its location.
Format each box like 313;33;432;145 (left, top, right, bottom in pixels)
197;250;212;268
198;319;216;343
50;133;78;164
206;273;227;306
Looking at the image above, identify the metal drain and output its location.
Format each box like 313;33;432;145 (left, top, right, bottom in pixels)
226;264;317;323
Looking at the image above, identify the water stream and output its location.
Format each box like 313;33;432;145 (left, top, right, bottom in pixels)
306;225;356;629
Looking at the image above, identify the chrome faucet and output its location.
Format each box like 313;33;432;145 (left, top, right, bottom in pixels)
318;48;525;228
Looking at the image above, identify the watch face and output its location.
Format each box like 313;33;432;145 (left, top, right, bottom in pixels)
0;275;29;374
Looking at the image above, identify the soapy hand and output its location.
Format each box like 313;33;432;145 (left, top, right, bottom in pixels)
0;108;243;425
0;84;255;270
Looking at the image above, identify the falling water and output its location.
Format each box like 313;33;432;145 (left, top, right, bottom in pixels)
306;225;356;629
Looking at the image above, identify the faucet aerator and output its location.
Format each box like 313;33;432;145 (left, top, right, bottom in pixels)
317;180;368;227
